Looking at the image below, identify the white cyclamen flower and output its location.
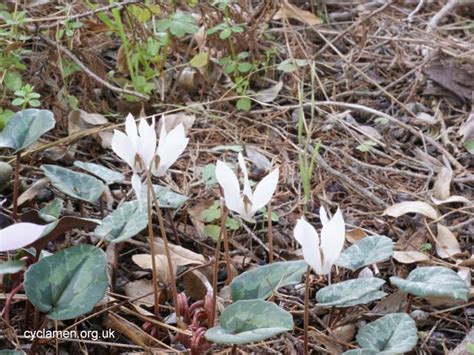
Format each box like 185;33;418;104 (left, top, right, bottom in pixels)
294;207;345;276
152;117;189;177
111;113;157;197
215;152;279;221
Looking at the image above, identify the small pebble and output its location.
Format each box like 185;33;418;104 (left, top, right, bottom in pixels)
0;162;12;187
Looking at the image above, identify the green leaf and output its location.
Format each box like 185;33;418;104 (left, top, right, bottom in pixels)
464;138;474;154
0;351;26;355
466;343;474;353
95;200;147;243
225;217;240;230
237;62;252;73
156;13;198;38
390;266;469;301
201;163;218;186
205;300;293;344
336;236;393;271
190;52;209;68
24;244;107;320
316;278;386;307
0;108;14;130
204;224;221;241
355;313;418;353
0;109;55;151
0;259;25;275
39;198;63;222
356;140;377;152
73;161;125;185
5;72;23;92
219;27;232;39
231;260;308;301
236;97;251;111
139;184;188;209
41;165;105;203
343;350;379;355
201;201;220;222
277;59;307;73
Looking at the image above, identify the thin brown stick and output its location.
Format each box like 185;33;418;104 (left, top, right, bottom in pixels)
303;266;311;355
267;202;274;263
12;152;21;221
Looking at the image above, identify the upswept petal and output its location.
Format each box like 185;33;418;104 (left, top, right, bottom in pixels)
215;161;245;215
124;113;139;149
319;206;329;226
320;208;345;273
294;218;322;274
251;167;279;213
137;117;157;170
238;153;252;200
131;173;142;200
111;130;137;169
154;123;188;176
0;223;47;252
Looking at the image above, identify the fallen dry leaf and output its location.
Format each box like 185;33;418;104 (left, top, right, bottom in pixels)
14;178;49;208
433;167;452;201
275;1;322;26
383;201;438;219
345;228;367;244
393;250;430;264
372;291;407;315
153;238;206;266
124;279;155;307
431;195;471;205
245;146;272;171
436;224;461;259
131;254;177;284
254;81;283;103
457;267;471;287
423;63;474;103
68;109;108;135
158;113;195;134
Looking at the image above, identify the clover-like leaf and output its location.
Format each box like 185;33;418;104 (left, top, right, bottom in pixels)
95;200;147;243
354;313;418;353
316;278;386;307
0;109;55;151
156;12;198;38
74;161;125;185
231;260;307;301
24;244;107;320
336;235;393;271
205;300;293;345
41;165;105;203
390;266;469;301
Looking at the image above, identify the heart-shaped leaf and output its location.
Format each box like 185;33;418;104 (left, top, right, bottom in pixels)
0;259;25;275
24;244;107;320
205;300;293;345
231;260;307;301
316;278;386;307
95;200;147;243
390;266;469;301
353;313;418;353
140;184;188;209
0;109;55;151
39;198;63;222
344;350;379;355
336;236;393;271
41;165;105;203
73;161;125;185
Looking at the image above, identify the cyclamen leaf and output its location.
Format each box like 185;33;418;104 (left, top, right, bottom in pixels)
205;300;293;345
336;235;393;271
0;109;55;151
390;266;469;301
73;161;125;185
95;200;147;243
231;261;308;301
24;244;107;320
0;259;25;275
41;165;105;203
316;278;386;307
355;313;418;353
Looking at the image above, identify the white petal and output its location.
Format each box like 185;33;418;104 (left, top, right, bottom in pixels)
137;117;157;170
131;173;142;200
111;130;136;169
154;123;188;176
215;160;245;215
319;206;329;226
251;167;279;213
238;153;252;200
0;223;47;252
320;208;345;272
294;218;323;274
125;113;139;148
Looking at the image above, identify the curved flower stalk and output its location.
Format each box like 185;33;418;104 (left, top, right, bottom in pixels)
294;207;345;276
111;114;188;198
0;222;47;252
215;153;279;221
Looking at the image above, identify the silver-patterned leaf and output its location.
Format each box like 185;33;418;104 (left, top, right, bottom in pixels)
231;261;307;301
73;161;125;185
95;200;147;243
343;350;379;355
140;184;188;209
24;244;107;320
39;198;63;222
356;313;418;353
41;165;105;203
316;278;386;307
390;266;469;301
205;300;293;345
336;235;393;271
0;109;55;151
